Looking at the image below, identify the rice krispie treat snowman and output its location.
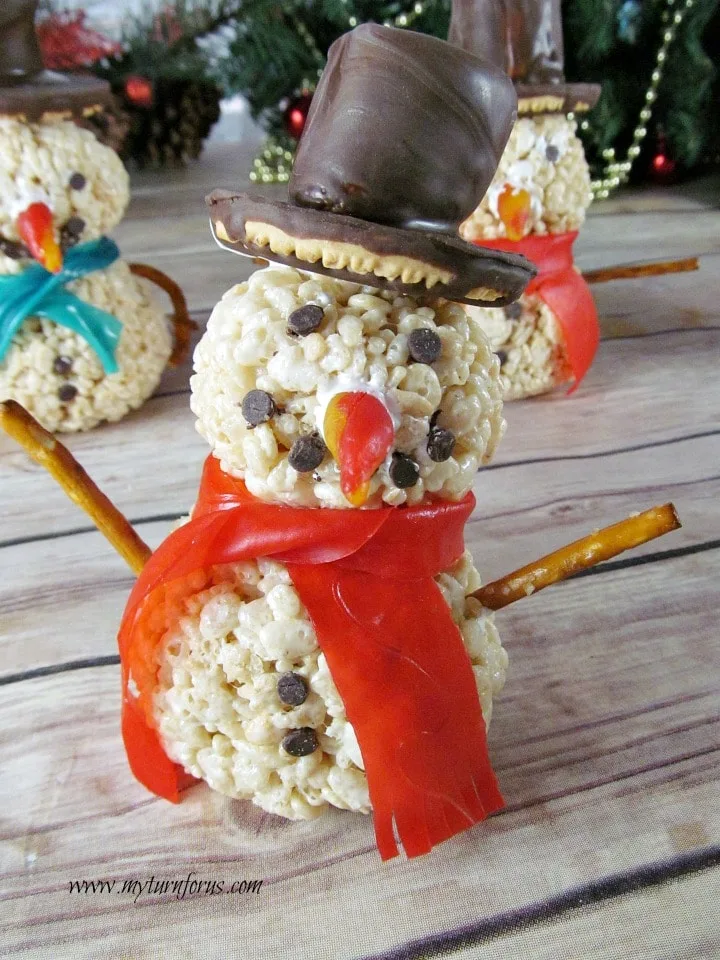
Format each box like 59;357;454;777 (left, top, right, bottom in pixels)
0;23;682;856
450;0;601;398
118;25;536;861
0;2;175;432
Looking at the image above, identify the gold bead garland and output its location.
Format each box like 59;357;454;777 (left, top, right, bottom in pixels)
587;0;695;200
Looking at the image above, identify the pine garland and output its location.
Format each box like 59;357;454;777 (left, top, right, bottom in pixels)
564;0;718;179
39;0;718;184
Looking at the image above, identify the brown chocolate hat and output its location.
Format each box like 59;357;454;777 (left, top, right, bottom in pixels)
207;24;536;305
0;1;111;121
449;0;600;115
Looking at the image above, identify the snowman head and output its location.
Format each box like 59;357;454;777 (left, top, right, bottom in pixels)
191;266;505;509
463;114;592;241
0;118;129;274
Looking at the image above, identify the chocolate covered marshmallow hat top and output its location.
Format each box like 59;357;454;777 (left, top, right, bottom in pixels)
450;0;563;84
207;24;536;305
1;0;44;86
449;0;600;114
0;0;110;120
290;24;518;235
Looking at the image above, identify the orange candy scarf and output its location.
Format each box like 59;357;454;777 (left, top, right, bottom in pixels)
118;455;504;859
479;231;600;391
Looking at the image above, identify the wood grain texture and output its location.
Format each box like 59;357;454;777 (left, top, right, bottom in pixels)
1;147;718;959
1;554;719;958
389;866;720;960
2;331;719;545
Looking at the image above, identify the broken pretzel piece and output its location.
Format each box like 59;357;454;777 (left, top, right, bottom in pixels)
0;400;151;575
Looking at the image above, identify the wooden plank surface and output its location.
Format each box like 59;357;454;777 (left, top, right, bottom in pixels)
1;145;718;959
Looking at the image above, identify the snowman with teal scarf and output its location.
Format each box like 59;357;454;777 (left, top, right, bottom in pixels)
0;2;179;432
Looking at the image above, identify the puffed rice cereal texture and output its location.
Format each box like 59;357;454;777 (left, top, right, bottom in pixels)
0;118;129;258
153;550;507;820
0;260;172;432
460;115;592;241
466;296;571;400
191;266;506;508
0;118;172;431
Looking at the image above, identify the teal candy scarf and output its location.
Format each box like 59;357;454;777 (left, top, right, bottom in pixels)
0;237;122;374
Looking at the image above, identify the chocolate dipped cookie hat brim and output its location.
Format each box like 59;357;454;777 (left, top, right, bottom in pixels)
449;0;600;116
0;0;111;121
207;24;536;306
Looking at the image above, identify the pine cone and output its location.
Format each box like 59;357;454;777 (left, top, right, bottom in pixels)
118;76;222;168
74;95;132;155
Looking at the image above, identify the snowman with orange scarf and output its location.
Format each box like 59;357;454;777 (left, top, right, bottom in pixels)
451;0;602;399
1;23;680;863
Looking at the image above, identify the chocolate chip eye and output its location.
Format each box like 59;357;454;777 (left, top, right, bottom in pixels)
288;304;324;336
69;172;87;191
408;328;442;364
545;145;560;163
241;389;277;426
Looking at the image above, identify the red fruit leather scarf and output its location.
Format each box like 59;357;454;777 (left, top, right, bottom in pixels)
478;232;599;391
118;455;504;859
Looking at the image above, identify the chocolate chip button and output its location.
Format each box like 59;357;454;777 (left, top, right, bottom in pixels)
288;433;326;472
504;302;522;320
53;355;73;375
408;328;442;364
288;304;324;336
427;426;456;462
546;144;560;163
281;727;319;757
69;172;87;190
496;350;507;367
277;672;309;706
58;383;78;402
389;452;420;488
241;389;276;426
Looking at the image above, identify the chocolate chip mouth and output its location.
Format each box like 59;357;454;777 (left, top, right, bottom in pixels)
0;235;30;260
0;215;86;262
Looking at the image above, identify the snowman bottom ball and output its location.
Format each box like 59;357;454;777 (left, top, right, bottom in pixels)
467;294;572;400
0;260;172;432
152;551;506;820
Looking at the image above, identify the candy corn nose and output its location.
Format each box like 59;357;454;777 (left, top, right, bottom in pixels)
497;185;532;242
16;202;62;273
323;391;394;506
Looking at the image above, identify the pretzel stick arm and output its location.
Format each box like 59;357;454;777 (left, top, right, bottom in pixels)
129;262;197;367
583;257;698;285
0;401;151;575
474;504;681;611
